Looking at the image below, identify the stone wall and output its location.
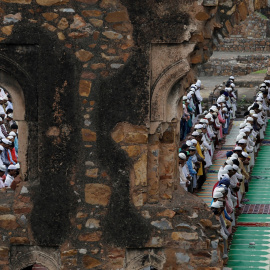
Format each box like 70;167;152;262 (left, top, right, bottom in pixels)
0;0;267;269
198;54;270;76
216;12;270;51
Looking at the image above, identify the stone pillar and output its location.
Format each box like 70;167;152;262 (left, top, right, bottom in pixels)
147;140;160;203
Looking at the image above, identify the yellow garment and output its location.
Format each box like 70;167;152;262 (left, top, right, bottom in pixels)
239;159;249;180
196;142;205;176
222;211;231;228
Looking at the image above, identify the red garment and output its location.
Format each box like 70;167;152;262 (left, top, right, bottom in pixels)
218;112;226;139
212;181;219;197
7;148;17;164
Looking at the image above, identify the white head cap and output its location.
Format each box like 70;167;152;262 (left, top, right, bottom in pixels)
9;131;16;137
191;139;197;145
192;131;200;136
211;200;223;208
8;164;17;170
186;140;192;147
224;165;233;171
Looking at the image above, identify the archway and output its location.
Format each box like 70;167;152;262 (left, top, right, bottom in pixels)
10;246;60;270
0;70;27;179
22;264;48;270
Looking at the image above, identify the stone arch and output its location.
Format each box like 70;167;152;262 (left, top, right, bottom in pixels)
150;59;190;122
11;251;60;270
125;249;166;270
0;70;28;178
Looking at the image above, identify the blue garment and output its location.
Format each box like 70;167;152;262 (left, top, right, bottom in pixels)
7;149;16;165
187;156;197;176
210;199;231;221
14;137;18;154
1;149;9;166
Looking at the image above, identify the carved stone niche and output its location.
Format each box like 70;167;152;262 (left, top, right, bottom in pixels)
10;246;60;270
203;0;219;6
124;248;166;270
150;43;194;134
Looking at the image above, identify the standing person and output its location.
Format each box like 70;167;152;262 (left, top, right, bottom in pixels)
10;163;22;190
187;146;197;193
211;200;230;259
0;165;5;188
10;124;18;154
4;164;17;187
179;153;190;191
192;131;206;191
195;80;203;114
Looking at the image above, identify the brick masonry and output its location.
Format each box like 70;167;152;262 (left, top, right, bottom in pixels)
0;0;267;269
216;12;270;52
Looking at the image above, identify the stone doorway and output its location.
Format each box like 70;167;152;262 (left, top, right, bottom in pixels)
22;264;48;270
0;70;27;179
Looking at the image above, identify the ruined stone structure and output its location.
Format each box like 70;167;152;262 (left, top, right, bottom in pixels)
0;0;267;269
216;11;270;52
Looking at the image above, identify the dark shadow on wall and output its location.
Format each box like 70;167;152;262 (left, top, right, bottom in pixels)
95;50;151;247
94;0;190;247
1;23;82;246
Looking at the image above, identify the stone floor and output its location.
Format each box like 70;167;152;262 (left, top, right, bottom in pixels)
197;119;270;269
199;73;265;100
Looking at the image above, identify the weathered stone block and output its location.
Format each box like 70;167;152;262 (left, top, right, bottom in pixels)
85;218;100;229
83;255;101;269
151;219;173;230
2;0;31;3
36;0;69;6
225;20;233;34
195;12;210;21
157;209;176;218
91;63;106;70
78;231;102;242
132;192;144;207
171;232;198;241
42;12;59;21
0;215;18;230
89;19;103;27
134;153;147;186
0;247;8;258
111;123;148;144
200;219;213;228
57;18;69;30
82;10;103;17
102;31;123;40
61;249;78;257
75;50;94;62
70;14;86;29
238;1;248;21
105;11;128;22
121;145;141;157
9;237;30;244
85;183;111;206
79;80;92;97
203;0;218;6
1;25;13;36
81;128;96;142
85;168;99;178
175;252;190;264
0;205;11;213
76;0;98;3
